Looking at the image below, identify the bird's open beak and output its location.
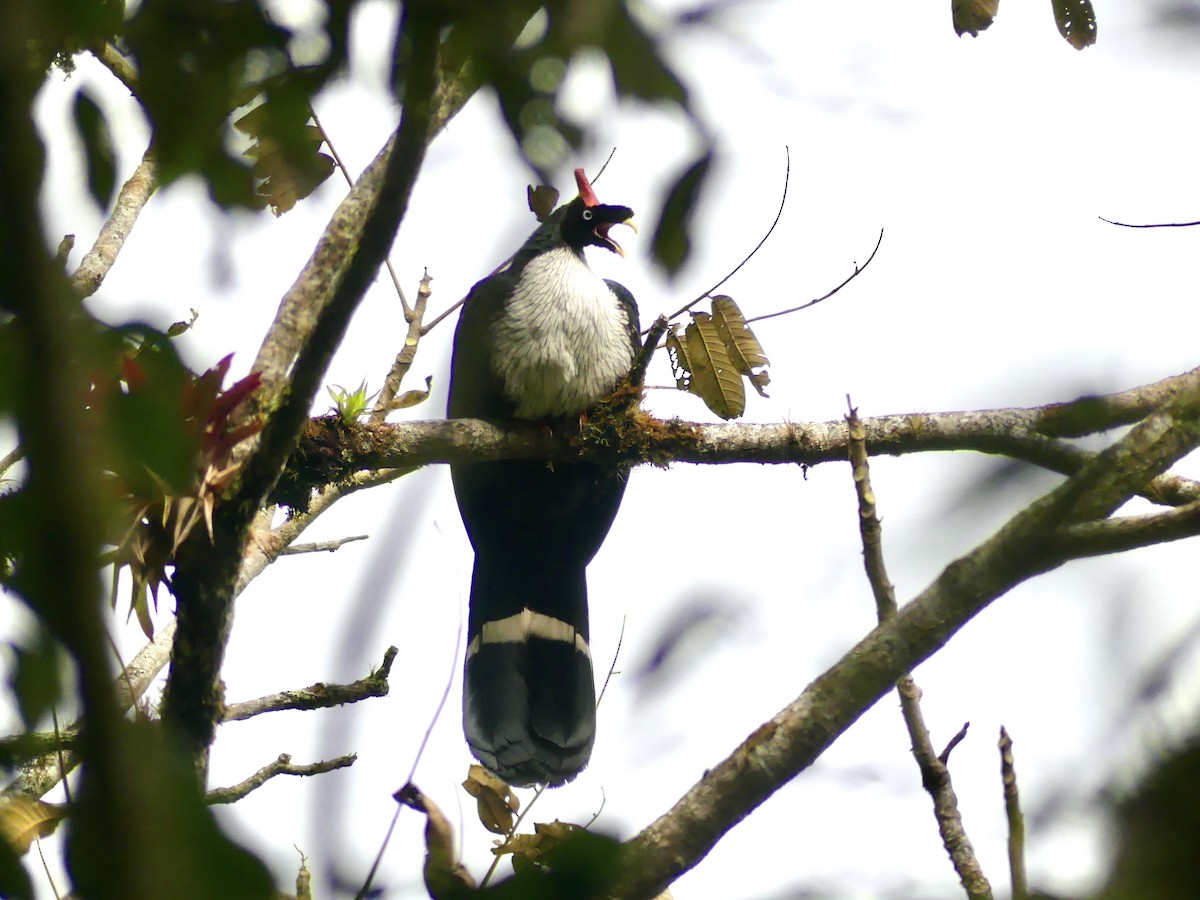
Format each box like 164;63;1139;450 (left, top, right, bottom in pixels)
598;217;637;257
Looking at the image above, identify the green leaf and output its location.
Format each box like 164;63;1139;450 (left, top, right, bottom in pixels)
67;721;276;900
104;337;197;496
234;69;337;216
603;3;688;106
10;631;63;730
651;151;713;276
72;89;117;210
1052;0;1097;49
124;0;331;209
952;0;1000;37
0;831;33;900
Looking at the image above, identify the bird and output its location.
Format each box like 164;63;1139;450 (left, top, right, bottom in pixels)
447;168;639;787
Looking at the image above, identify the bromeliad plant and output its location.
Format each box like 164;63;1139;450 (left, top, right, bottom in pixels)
89;344;262;637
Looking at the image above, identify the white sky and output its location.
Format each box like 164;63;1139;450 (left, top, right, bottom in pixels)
8;0;1200;897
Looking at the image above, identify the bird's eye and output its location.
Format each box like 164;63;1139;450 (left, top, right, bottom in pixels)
581;209;594;221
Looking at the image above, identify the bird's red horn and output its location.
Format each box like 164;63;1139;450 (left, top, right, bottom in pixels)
574;168;600;207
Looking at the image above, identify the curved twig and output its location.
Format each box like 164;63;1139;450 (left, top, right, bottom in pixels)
1098;216;1200;229
661;146;791;323
745;227;883;325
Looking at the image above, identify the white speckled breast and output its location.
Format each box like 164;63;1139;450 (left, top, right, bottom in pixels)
490;246;634;420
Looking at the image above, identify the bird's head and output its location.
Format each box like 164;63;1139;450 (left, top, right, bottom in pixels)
558;168;637;257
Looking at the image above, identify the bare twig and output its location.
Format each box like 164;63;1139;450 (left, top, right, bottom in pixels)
999;727;1027;900
279;534;369;555
35;836;61;900
372;270;432;421
0;444;24;479
481;784;547;888
206;753;356;805
91;41;140;97
1099;216;1200;229
310;104;411;314
357;614;461;900
222;646;396;722
745;227;883;325
938;722;971;766
847;400;992;899
630;316;669;389
662;147;790;323
585;787;608;830
54;235;74;267
49;708;71;806
596;616;627;709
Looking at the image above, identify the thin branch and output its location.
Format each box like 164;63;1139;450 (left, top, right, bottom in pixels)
279;534;369;555
419;293;467;336
1050;498;1200;557
90;42;140;98
999;727;1027;900
357;614;461;900
54;235;74;267
585;787;608;830
847;401;992;899
596;616;627;709
629;315;669;388
49;708;71;806
70;148;158;299
0;444;24;479
938;722;971;766
372;270;432;421
1098;216;1200;229
310;104;411;314
206;753;356;805
662;147;790;323
590;147;618;184
745;227;884;326
222;646;396;722
481;784;547;888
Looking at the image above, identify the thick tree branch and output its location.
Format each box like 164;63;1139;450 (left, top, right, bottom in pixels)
610;373;1200;899
288;365;1200;510
206;753;355;805
222;647;397;722
161;7;443;768
70;147;157;299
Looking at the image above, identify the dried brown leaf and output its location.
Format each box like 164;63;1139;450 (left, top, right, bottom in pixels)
395;783;475;897
711;295;770;398
0;796;66;856
462;764;519;835
683;312;746;419
527;184;559;222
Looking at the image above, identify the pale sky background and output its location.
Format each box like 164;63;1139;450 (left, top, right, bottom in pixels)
6;0;1200;897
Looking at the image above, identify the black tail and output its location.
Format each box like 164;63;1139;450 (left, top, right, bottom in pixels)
452;459;626;786
464;555;595;786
